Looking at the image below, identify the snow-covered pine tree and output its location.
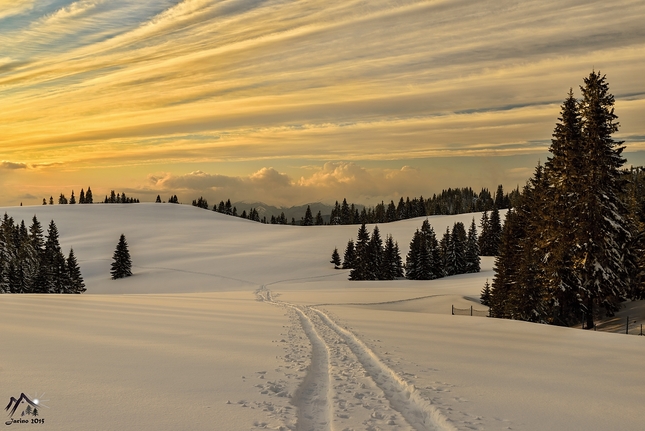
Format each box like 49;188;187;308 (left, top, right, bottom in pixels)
451;222;467;275
488;206;502;256
342;239;356;269
465;218;481;273
67;248;86;293
43;220;68;293
440;227;454;276
366;226;383;280
330;247;341;269
575;71;633;328
349;224;370;280
405;230;422;280
480;279;491;306
479;210;491;255
111;234;132;280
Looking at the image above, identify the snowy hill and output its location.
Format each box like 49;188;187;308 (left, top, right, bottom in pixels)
0;203;643;431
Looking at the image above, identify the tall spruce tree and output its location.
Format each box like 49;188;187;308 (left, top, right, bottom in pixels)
465;218;481;273
575;71;633;327
330;248;341;269
342;239;356;269
67;248;86;293
349;224;370;280
303;206;314;226
111;234;133;279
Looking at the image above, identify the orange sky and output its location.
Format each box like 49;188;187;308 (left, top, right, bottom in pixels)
1;0;645;206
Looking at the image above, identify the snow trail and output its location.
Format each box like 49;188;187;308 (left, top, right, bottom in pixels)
290;306;334;431
313;308;458;431
257;284;456;431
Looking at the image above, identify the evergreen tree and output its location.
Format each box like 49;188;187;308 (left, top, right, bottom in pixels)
43;220;68;293
366;226;383;280
330;248;341;269
110;234;132;279
315;211;324;225
488;206;502;255
479;210;491;255
303;205;314;226
342;240;356;269
79;189;85;204
451;222;467;275
85;187;93;203
480;279;491;306
575;71;632;328
155;195;161;203
349;224;370;280
49;196;54;205
465;218;481;273
67;248;86;293
69;191;76;204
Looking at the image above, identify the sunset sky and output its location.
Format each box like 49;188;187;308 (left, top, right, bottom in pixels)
1;0;644;206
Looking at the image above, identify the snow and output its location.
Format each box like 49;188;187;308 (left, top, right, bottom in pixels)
0;203;643;431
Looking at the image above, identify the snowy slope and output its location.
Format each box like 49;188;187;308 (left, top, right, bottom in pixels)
0;204;643;431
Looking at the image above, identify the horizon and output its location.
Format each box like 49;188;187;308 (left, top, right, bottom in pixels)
1;1;644;206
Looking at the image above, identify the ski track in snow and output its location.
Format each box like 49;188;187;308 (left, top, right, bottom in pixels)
255;285;457;431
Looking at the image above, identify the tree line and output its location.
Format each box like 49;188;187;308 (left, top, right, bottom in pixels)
0;214;85;294
333;219;482;280
328;186;516;226
485;71;644;328
46;187;140;205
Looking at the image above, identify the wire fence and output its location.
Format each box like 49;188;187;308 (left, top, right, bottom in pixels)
452;305;489;317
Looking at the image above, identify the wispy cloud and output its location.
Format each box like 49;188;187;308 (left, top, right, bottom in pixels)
0;0;644;205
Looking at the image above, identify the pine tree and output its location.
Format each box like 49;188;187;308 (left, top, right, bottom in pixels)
330;248;341;269
480;279;491;306
479;210;491;255
111;234;132;279
49;196;54;205
69;190;76;204
342;240;356;269
67;248;86;293
303;205;314;226
43;220;68;293
85;187;93;203
575;71;632;328
488;206;502;255
451;222;467;275
315;211;324;225
79;189;85;204
349;224;370;280
465;218;481;273
156;195;161;203
366;226;383;280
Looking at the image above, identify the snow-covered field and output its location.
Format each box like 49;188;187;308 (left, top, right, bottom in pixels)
1;204;643;431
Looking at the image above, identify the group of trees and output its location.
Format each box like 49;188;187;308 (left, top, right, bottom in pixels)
328;187;515;226
478;207;502;256
103;190;140;204
487;72;644;328
334;219;481;280
405;219;481;280
0;214;85;294
47;187;94;205
333;224;404;280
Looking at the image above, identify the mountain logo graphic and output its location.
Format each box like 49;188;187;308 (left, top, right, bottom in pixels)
5;393;47;419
